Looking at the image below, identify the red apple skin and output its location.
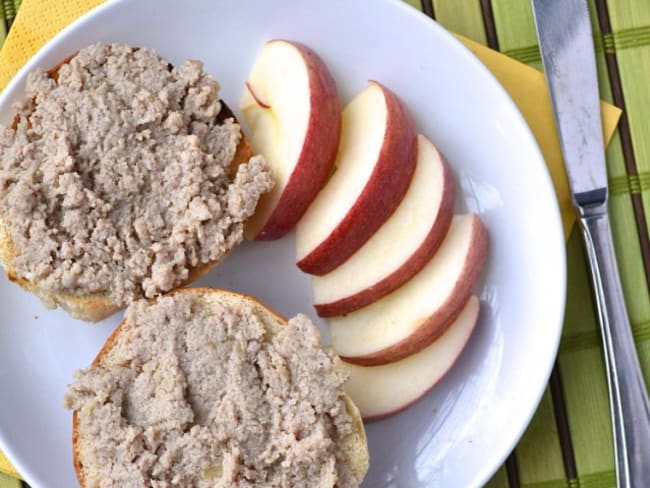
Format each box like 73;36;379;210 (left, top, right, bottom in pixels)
359;314;477;422
252;40;341;241
340;216;489;366
245;81;271;109
315;155;456;317
296;81;418;275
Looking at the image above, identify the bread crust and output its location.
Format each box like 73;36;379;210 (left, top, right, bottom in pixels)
0;55;253;322
72;287;369;486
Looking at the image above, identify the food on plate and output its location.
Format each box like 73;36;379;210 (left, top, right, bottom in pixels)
241;39;341;240
295;80;417;275
329;214;488;366
65;288;369;487
312;134;455;317
342;296;480;421
0;43;273;321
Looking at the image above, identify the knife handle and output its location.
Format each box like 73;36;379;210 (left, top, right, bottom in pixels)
579;206;650;488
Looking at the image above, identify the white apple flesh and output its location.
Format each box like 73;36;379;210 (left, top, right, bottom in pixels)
241;39;341;240
312;134;455;317
295;80;417;275
329;214;488;365
342;296;480;421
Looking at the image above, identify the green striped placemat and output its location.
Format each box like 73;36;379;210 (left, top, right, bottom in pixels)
1;1;648;488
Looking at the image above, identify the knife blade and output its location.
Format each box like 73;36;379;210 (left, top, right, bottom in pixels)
532;1;650;487
532;0;606;207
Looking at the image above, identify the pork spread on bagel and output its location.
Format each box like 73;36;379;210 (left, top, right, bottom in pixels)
0;43;273;321
65;288;369;487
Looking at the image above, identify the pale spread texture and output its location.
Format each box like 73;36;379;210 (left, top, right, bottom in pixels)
65;293;358;487
0;43;272;305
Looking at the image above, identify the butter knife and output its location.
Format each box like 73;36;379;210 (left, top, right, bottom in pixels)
531;0;650;486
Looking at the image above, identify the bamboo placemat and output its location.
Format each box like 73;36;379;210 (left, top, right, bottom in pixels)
0;1;647;487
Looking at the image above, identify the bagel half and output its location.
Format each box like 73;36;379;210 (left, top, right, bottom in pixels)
0;44;271;321
67;288;369;487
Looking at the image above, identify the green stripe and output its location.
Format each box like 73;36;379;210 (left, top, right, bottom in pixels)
604;25;650;51
578;469;617;488
502;44;541;64
608;173;650;195
501;45;540;64
1;0;14;21
592;31;606;56
522;478;570;488
608;175;634;195
602;34;615;54
502;36;605;64
561;331;601;354
503;26;650;65
568;479;579;488
561;319;650;353
0;1;6;49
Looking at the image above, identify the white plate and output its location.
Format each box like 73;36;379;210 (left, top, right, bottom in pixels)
0;1;566;487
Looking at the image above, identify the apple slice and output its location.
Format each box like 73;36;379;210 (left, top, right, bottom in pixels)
295;81;417;275
312;134;455;317
329;214;488;365
241;39;341;240
342;296;479;421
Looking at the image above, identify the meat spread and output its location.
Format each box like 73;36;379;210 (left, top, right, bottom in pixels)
0;43;272;305
65;293;358;487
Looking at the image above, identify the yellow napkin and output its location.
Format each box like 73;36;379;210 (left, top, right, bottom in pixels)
0;450;17;479
458;35;621;237
0;0;622;480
